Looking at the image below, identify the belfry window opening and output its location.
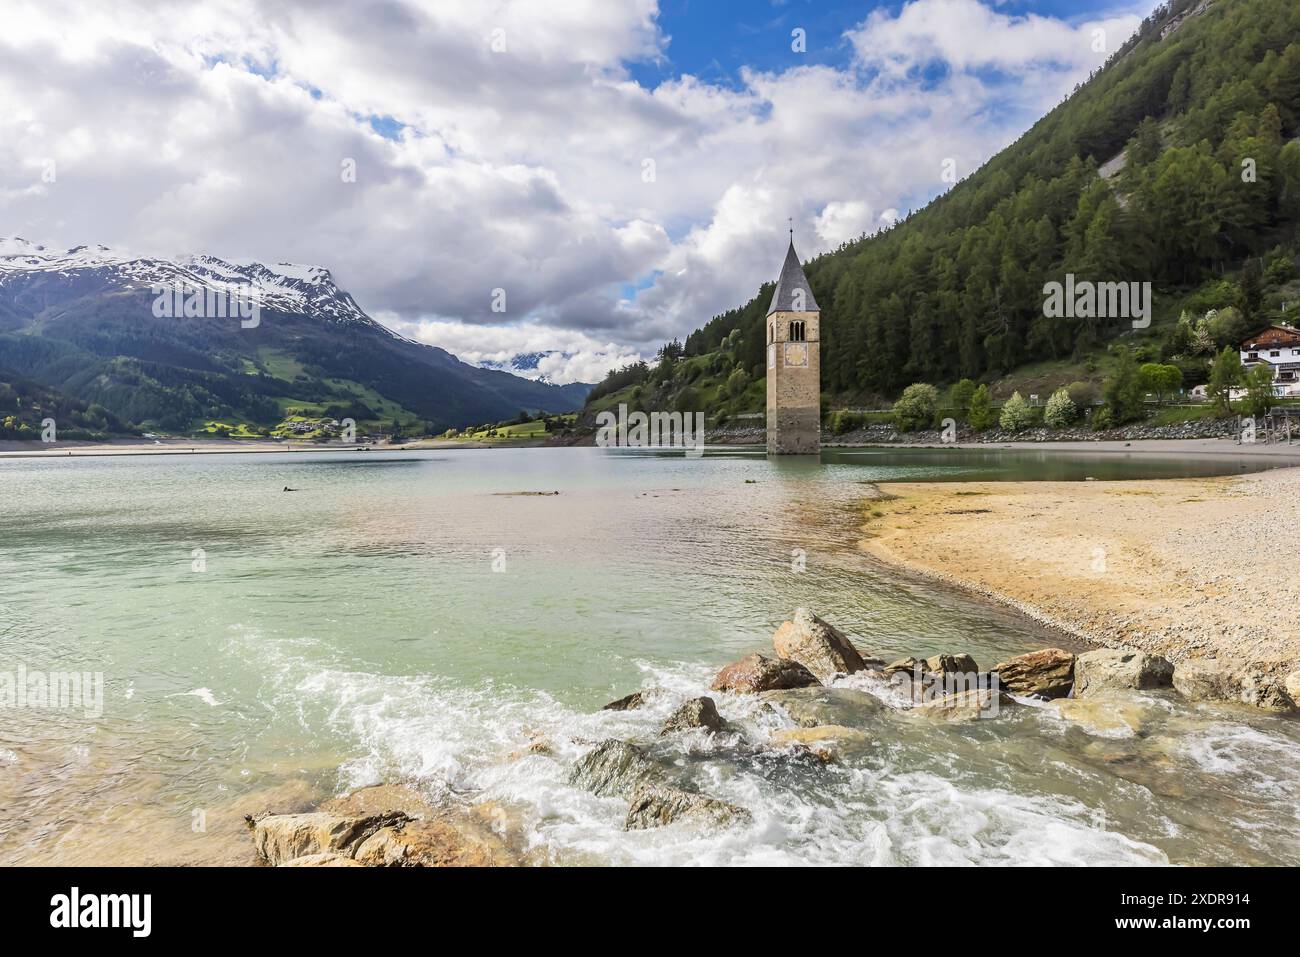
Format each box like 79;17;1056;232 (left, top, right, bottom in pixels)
789;320;806;342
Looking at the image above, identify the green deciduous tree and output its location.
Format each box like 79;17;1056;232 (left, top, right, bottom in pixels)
947;378;976;414
725;365;750;397
1138;363;1184;406
1208;346;1244;416
892;383;941;432
1242;362;1277;418
1044;387;1078;428
999;391;1034;432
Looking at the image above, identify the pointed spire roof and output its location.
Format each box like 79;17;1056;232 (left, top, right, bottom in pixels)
767;240;819;315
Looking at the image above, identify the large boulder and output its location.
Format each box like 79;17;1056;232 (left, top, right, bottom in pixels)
992;648;1076;699
624;785;751;831
912;688;1015;722
710;653;820;694
659;696;727;735
567;739;663;798
1074;649;1174;697
352;818;516;867
248;786;525;867
882;657;920;676
1172;660;1296;713
771;608;868;682
924;653;980;675
245;810;409;866
760;686;887;729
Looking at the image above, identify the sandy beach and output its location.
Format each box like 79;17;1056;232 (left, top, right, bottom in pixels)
862;465;1300;671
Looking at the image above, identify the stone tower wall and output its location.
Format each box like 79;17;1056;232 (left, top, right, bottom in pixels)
765;309;820;455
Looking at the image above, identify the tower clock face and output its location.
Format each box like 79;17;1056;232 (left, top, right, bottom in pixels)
767;344;775;370
784;342;808;367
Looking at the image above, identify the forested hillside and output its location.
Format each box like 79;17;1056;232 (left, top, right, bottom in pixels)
0;375;132;441
591;0;1300;416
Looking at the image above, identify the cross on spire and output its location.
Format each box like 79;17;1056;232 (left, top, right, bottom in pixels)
788;217;793;242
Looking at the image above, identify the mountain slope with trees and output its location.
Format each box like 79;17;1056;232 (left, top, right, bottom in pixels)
588;0;1300;425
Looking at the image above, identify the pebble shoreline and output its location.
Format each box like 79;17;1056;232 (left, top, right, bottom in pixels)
861;466;1300;672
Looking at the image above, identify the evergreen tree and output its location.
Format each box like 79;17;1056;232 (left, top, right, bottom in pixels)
1242;362;1277;418
1239;258;1263;321
1127;116;1163;167
1103;350;1146;423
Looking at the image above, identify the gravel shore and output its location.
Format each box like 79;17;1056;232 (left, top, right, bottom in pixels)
861;466;1300;671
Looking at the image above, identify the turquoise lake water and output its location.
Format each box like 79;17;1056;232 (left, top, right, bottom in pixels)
1;446;1298;865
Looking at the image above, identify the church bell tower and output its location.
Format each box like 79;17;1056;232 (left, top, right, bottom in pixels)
765;234;820;455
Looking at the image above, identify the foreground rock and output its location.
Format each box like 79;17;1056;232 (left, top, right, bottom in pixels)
760;686;887;729
352;818;516;866
913;688;1016;722
710;653;820;694
659;696;727;735
1074;649;1173;697
882;657;919;676
567;739;663;798
1172;660;1296;713
246;810;409;866
624;784;752;831
992;648;1076;699
247;785;523;867
602;691;646;711
772;608;869;682
569;739;752;831
924;653;979;675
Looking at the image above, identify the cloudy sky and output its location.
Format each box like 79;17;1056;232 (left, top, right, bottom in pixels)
0;0;1158;383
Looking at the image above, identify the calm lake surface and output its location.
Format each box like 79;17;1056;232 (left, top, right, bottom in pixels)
2;446;1299;865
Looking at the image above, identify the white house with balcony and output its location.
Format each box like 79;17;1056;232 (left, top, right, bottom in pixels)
1240;324;1300;397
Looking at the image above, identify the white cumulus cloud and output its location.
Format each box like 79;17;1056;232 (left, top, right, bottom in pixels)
0;0;1155;382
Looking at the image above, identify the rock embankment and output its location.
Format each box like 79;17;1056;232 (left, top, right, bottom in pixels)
248;606;1299;865
828;418;1238;446
707;418;1239;447
708;608;1295;718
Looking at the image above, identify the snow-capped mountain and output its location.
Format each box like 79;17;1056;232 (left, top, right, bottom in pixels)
480;351;566;382
0;237;378;328
0;237;590;431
